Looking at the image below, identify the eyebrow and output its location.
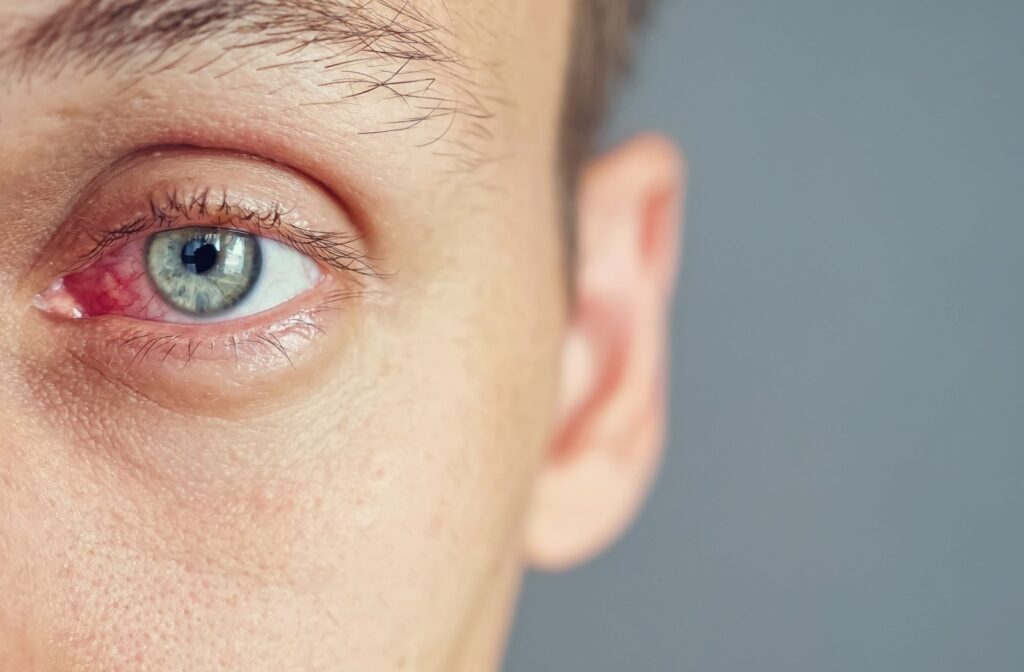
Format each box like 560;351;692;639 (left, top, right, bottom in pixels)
2;0;458;80
2;0;499;168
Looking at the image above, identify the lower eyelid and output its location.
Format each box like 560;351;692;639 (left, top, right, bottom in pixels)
26;261;367;408
33;301;349;403
33;276;359;368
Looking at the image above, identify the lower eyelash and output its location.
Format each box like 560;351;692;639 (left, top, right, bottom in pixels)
116;329;310;371
108;290;367;372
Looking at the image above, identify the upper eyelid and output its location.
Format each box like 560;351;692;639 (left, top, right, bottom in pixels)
73;188;383;280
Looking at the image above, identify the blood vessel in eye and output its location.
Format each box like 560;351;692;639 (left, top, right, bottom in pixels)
63;250;155;318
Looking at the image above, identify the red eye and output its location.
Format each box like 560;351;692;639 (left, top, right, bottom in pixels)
39;228;322;324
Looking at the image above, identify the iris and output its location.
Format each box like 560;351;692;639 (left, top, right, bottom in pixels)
146;228;262;315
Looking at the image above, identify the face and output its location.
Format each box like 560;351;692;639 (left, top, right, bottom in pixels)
0;1;682;670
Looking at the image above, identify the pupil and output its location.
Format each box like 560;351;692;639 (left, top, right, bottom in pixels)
181;239;219;275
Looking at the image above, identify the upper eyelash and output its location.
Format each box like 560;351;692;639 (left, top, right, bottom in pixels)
73;187;381;278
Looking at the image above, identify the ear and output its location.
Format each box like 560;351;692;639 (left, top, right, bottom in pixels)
525;135;685;570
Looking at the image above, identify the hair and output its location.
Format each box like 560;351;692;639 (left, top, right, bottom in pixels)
560;0;653;248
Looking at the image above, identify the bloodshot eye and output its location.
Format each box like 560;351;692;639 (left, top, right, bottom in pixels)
38;226;324;325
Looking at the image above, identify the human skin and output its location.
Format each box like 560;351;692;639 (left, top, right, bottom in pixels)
0;1;684;670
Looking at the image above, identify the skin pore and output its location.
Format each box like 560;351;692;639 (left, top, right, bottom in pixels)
0;1;683;670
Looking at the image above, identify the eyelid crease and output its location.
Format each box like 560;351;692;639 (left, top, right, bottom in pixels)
74;187;383;280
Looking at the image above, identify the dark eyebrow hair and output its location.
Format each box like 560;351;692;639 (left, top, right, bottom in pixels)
2;0;457;80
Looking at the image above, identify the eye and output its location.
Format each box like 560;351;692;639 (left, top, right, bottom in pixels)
31;150;377;350
48;225;323;325
144;227;321;323
29;151;377;382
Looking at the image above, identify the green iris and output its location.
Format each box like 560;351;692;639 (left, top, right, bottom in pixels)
146;227;262;316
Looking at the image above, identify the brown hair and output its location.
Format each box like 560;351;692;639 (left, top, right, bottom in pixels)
561;0;652;245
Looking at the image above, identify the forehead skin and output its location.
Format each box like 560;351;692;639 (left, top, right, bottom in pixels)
0;1;573;670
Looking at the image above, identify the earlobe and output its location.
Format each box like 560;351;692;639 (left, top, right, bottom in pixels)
525;135;685;571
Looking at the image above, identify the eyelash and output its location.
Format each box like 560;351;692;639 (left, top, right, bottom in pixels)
73;188;379;279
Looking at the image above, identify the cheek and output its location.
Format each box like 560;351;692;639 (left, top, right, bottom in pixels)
62;239;174;320
0;388;350;668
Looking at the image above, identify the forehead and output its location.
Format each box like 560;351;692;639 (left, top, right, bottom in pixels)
0;1;571;166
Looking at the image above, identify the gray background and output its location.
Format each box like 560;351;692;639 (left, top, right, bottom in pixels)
507;0;1024;670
